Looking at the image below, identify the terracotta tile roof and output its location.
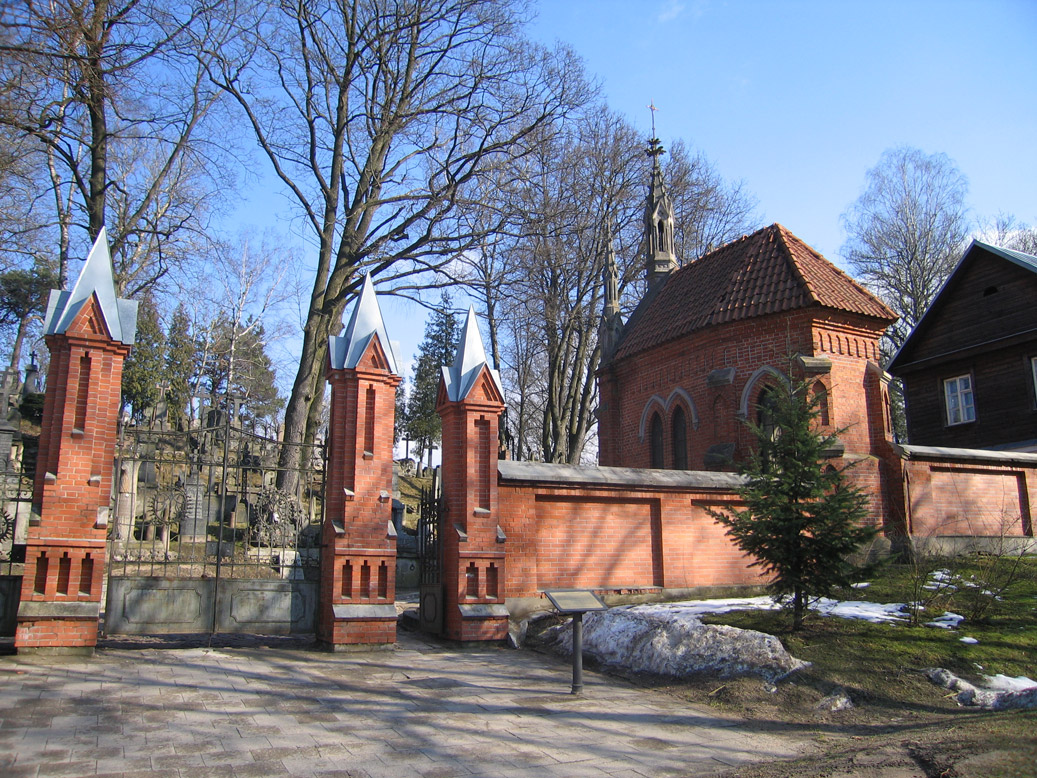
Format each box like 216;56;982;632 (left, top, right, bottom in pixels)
613;223;896;361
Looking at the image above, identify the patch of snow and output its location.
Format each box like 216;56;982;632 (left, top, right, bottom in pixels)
811;598;910;624
923;569;959;592
981;674;1037;693
849;582;870;589
959;637;979;644
926;668;1037;710
627;596;910;625
546;607;809;682
924;612;964;629
628;597;783;619
815;687;854;712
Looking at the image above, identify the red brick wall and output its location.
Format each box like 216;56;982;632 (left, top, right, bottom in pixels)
904;456;1036;538
534;496;661;589
496;477;765;600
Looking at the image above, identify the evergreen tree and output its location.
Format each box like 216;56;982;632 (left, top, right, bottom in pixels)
199;318;282;425
394;376;408;448
164;304;196;429
406;294;459;465
0;257;59;372
708;378;877;630
121;294;165;424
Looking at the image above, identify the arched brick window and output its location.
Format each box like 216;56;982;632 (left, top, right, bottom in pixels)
812;380;830;426
649;412;664;469
757;385;779;441
671;406;687;470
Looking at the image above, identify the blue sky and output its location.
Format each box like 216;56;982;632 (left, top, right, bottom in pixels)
233;0;1037;419
529;0;1037;261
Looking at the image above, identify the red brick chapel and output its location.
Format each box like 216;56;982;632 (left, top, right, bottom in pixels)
596;138;902;529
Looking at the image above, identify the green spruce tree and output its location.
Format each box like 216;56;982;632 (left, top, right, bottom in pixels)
164;304;196;429
405;293;459;465
200;318;283;425
0;257;59;372
394;375;408;448
121;294;165;424
708;378;877;630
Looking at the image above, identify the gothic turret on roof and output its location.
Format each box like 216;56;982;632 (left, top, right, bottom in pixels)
329;273;400;373
441;307;504;402
599;220;624;360
43;228;138;346
643;137;678;289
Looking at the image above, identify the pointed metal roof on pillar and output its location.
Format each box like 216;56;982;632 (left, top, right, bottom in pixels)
441;307;504;402
329;273;400;373
43;227;138;345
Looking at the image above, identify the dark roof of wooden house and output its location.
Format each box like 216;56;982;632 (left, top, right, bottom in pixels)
888;239;1037;373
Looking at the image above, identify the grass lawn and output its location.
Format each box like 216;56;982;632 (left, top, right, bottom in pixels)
625;557;1037;777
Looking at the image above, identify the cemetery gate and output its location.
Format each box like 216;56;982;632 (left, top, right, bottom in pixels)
417;483;444;634
0;432;33;638
104;410;325;636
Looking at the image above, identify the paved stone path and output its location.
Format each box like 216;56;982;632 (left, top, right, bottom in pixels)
1;631;806;777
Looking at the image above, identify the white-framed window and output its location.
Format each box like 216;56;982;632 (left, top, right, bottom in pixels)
944;374;976;426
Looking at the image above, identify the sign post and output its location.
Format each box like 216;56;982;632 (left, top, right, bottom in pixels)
543;589;608;694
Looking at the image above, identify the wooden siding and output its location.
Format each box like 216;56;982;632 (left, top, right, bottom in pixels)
897;251;1037;367
902;343;1037;448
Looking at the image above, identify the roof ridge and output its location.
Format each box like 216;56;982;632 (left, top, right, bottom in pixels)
970;239;1037;273
778;224;897;320
774;224;820;304
611;223;895;363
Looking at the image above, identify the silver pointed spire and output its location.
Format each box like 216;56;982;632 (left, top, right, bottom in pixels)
43;227;138;345
329;273;400;373
442;307;504;402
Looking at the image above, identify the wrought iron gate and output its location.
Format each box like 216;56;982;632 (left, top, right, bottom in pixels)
417;483;443;633
104;411;325;636
0;433;33;638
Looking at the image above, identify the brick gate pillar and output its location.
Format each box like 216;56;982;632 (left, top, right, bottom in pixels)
16;229;138;653
319;275;401;648
437;308;508;642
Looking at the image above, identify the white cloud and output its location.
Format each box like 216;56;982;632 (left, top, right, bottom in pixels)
657;0;685;23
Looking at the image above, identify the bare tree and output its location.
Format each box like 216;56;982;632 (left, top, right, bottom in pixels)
841;146;971;351
666;139;758;262
181;232;296;424
0;0;235;293
983;213;1037;256
460;109;758;463
206;0;586;479
456;111;642;463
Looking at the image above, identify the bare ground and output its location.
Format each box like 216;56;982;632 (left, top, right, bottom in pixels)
525;613;1037;778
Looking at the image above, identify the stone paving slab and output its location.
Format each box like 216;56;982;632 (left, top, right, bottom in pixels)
0;630;808;777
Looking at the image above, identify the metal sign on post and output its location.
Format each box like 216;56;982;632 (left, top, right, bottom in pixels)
543;589;608;694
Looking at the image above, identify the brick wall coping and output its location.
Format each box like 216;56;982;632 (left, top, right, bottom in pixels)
498;460;744;490
897;443;1037;466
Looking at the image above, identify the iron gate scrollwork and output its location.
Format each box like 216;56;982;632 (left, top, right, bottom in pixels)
0;433;33;638
105;409;325;637
417;483;443;633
